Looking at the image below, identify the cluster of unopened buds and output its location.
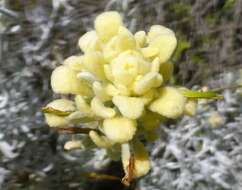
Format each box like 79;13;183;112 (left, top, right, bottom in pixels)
42;11;222;184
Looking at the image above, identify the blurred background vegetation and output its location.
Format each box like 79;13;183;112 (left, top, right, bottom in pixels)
0;0;242;190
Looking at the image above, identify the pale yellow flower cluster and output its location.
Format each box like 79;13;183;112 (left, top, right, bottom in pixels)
44;11;197;178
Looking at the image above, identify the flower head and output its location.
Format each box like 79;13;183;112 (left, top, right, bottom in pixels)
43;11;197;180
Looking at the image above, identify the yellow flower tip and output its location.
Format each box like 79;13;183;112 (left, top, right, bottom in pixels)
111;51;140;86
92;81;111;102
75;95;93;115
148;25;175;40
44;99;75;127
112;96;145;119
103;117;137;143
63;55;83;72
64;140;82;150
149;87;186;119
133;72;163;95
159;62;174;82
91;97;116;118
95;11;123;42
89;130;113;148
51;65;92;96
134;31;146;48
78;30;101;53
184;99;197;116
105;84;120;97
103;64;114;81
116;26;136;51
121;141;150;178
147;25;177;63
141;47;159;58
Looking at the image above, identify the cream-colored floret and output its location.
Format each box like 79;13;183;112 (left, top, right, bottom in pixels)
91;97;116;118
75;95;93;116
63;55;83;72
89;130;113;148
121;141;150;178
103;117;137;143
133;72;163;95
92;81;111;102
147;25;174;40
149;87;186;119
111;51;140;86
112;96;145;119
147;25;177;63
51;65;92;96
44;99;75;127
134;31;146;47
95;11;123;42
78;30;101;53
103;64;114;81
103;27;136;62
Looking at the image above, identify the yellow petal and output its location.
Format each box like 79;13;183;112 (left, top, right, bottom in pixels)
121;141;150;178
95;11;123;42
44;99;75;127
89;130;113;148
116;26;136;51
149;87;186;119
133;72;163;95
91;97;116;118
149;32;177;63
134;31;146;48
92;81;111;102
141;47;159;58
103;27;136;62
151;57;161;73
78;30;101;53
111;51;139;86
112;96;144;119
63;55;83;72
82;52;106;80
147;25;174;40
51;66;92;96
104;64;114;81
103;117;136;143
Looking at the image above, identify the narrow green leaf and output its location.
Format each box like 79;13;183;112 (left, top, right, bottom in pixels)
180;89;224;100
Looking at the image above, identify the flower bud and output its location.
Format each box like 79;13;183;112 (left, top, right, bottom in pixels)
149;87;186;119
78;30;101;53
51;66;92;96
44;99;75;127
95;11;123;42
89;130;113;148
91;97;116;118
103;117;137;143
112;96;144;119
